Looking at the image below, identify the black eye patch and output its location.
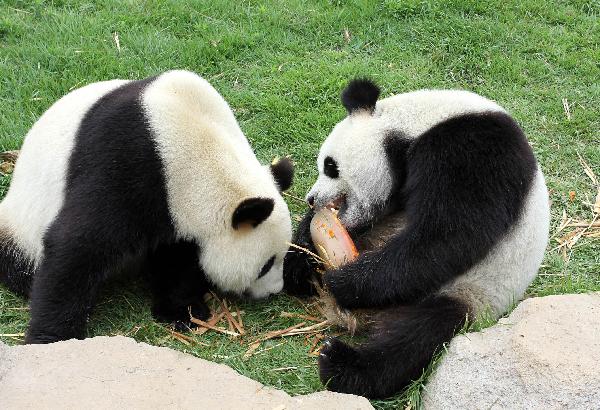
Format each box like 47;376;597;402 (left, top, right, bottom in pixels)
258;255;275;279
324;156;339;179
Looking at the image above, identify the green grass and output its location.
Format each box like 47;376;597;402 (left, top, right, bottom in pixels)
0;0;598;408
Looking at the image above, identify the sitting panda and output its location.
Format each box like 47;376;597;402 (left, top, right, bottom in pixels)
284;79;550;398
0;70;294;344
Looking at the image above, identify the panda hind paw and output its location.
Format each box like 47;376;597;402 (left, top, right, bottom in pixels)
318;338;367;394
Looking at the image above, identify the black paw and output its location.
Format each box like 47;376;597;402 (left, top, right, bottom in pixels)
25;329;75;344
188;301;211;322
283;247;320;296
170;320;189;332
152;301;210;332
323;268;362;310
25;334;61;344
175;301;211;331
318;338;367;395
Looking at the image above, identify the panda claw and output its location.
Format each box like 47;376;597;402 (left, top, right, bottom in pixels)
172;320;192;333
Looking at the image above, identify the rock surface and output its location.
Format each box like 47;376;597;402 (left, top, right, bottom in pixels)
423;292;600;410
0;336;372;410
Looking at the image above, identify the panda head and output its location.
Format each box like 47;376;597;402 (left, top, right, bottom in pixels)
200;157;294;299
307;79;396;230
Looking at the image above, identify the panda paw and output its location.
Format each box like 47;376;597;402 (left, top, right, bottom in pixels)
319;338;367;395
175;301;211;332
25;330;71;345
283;247;320;296
152;300;210;332
188;301;211;323
323;267;364;309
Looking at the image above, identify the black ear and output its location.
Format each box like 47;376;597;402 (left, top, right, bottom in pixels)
341;78;380;114
270;156;294;192
232;198;274;229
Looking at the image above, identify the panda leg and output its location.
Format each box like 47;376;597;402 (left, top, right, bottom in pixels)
0;237;36;298
25;247;106;344
147;240;211;331
318;295;469;399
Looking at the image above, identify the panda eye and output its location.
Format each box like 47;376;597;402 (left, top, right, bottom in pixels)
257;255;275;279
323;156;339;179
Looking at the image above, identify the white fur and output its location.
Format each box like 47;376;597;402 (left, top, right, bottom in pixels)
0;80;128;264
439;168;550;317
374;89;505;139
309;89;505;228
309;112;394;227
142;71;291;297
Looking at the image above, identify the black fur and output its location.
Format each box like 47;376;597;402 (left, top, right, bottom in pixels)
0;237;35;297
319;295;470;398
325;111;536;309
258;255;275;279
270;157;294;191
232;197;275;229
283;208;320;296
147;240;211;331
383;132;412;213
323;156;339;179
287;110;537;398
341;78;380;114
24;78;206;344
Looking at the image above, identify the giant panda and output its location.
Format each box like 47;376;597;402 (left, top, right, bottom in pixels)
0;70;294;344
284;79;550;398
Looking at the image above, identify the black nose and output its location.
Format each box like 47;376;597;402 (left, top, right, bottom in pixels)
307;195;315;207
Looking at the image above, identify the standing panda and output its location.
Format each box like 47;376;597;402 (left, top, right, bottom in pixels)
0;70;294;344
284;79;550;398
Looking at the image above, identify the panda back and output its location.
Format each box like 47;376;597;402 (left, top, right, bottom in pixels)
141;71;285;241
376;89;506;139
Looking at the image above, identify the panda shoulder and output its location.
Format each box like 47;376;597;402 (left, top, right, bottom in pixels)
141;70;235;125
143;70;221;103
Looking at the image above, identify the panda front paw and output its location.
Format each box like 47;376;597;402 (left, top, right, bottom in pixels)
323;267;364;310
152;300;210;332
283;246;320;296
174;302;212;332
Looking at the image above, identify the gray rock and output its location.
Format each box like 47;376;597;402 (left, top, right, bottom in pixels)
423;293;600;410
0;335;372;410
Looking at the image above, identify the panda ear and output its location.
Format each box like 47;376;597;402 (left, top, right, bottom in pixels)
232;198;274;230
270;156;294;192
341;78;380;114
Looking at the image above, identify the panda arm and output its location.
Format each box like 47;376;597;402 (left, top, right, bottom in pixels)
323;226;462;309
324;111;537;309
283;208;321;296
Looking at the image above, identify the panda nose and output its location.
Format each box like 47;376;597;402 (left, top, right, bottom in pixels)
307;195;315;207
